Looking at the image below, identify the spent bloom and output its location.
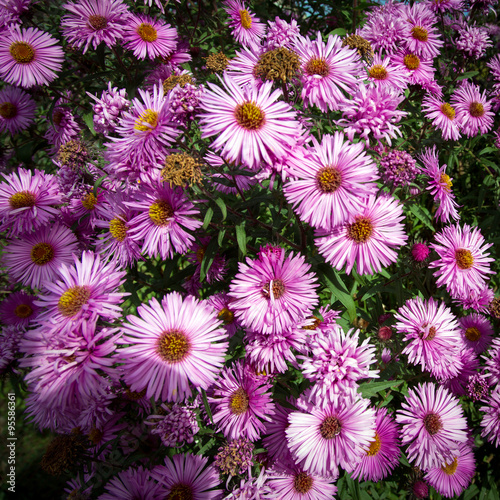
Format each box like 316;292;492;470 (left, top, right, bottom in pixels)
215;438;254;476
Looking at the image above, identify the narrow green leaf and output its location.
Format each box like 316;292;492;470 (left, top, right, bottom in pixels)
215;197;227;221
199;238;218;282
201;389;214;425
218;228;226;246
457;70;478;80
359;380;403;399
235;222;247;256
408;204;434;231
203;207;213;230
317;265;356;323
83;112;96;135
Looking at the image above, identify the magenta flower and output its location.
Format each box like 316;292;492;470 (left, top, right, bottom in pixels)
226;44;264;89
480;388;500;447
456;25;492;59
0;85;36;134
458;313;493;354
422;95;461;141
402;3;443;59
118;292;228;402
0;25;64;88
262;401;294;463
366;53;410;91
265;16;300;50
441;348;480;397
99;466;165;500
483;338;500;387
315;194;407;275
411;242;430;262
87;83;130;135
224;0;266;47
44;105;81;152
0;291;39;330
284;132;378;230
392;51;435;86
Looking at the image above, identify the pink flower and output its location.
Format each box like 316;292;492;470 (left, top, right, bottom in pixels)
224;0;266;47
0;85;36;134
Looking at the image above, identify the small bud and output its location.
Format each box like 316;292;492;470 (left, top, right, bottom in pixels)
411;242;430;262
378;326;393;341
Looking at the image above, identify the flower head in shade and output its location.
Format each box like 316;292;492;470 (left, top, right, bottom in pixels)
226;468;273;499
126;181;202;260
454;286;495;314
366;53;410;91
422;95;461;141
209;360;275;441
284;132;378;230
315;194;407;276
419;146;460;223
0;85;36;134
458;313;493;354
0;325;23;373
0;291;39;329
425;442;476;498
379;149;418;188
451;81;494;137
119;292;227;403
215;438;254;475
286;393;376;477
466;373;489;402
456;25;492;59
0;0;31;29
3;223;79;290
45;105;81;153
199;75;302;171
205;292;241;337
295;32;363;112
396;382;468;471
228;250;318;335
394;297;462;380
0;25;64;87
61;0;129;54
441;348;479;397
224;0;266;47
483;338;500;387
0;168;61;237
262;401;294;463
480;388;500;447
152;453;222;499
87;83;130;135
351;408;401;482
430;223;494;297
403;3;443;59
123;14;177;60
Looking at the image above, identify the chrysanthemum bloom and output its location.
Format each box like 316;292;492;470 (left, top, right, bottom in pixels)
215;438;254;475
123;14;177;60
402;3;443;59
209;360;275;441
61;0;129;54
199;75;302;171
451;81;494;137
315;194;407;276
419;146;460;223
392;51;435;86
351;408;401;482
394;297;462;380
441;348;479;397
480;388;500;447
0;25;64;87
294;32;363;112
458;313;493;354
422;95;461;141
454;286;494;314
483;338;500;387
118;292;228;402
299;327;379;406
379;150;418;188
425;442;475;498
152;453;222;499
456;25;492;59
298;305;341;342
87;83;130;135
337;83;407;145
487;53;500;82
3;223;79;290
366;53;410;91
396;382;468;470
286;393;376;477
430;223;494;297
265;16;300;50
34;250;126;332
99;466;166;500
427;0;463;12
0;85;36;134
0;291;39;329
224;0;266;47
226;468;273;499
126;181;202;260
228;250;318;335
284;132;378;230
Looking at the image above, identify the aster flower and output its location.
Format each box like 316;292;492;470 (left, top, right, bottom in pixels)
286;393;376;477
294;32;363;112
419;146;460;223
427;0;463;12
45;105;81;153
284;132;378;230
206;292;240;337
123;14;177;60
226;44;264;89
403;3;443;60
466;373;489;402
366;53;410;91
262;401;295;463
351;408;401;482
0;25;64;87
209;360;275;441
379;150;419;187
456;25;492;59
480;389;500;447
392;52;435;86
483;338;500;387
430;223;494;297
487;54;500;82
396;382;468;471
199;74;302;171
454;287;495;313
315;194;407;276
0;85;36;134
0;0;31;29
228;250;318;335
118;292;228;403
0;291;39;329
394;297;462;380
422;95;461;141
61;0;129;54
99;466;165;500
458;313;493;354
224;0;266;47
441;348;480;397
87;83;130;135
215;438;254;475
69;188;108;228
265;16;300;50
0;168;61;237
451;81;494;137
0;325;24;373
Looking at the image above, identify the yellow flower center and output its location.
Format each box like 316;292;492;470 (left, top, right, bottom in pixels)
369;65;388;80
9;191;36;209
439;173;452;192
166;483;194;500
109;218;127;242
0;102;17;119
319;416;341;439
58;286;91;317
441;457;458;475
149;200;174;226
293;472;313;493
366;432;382;456
234;102;265;130
134;109;159;132
465;326;481;342
403;54;420;70
14;303;33;318
88;14;107;31
316;166;342;193
411;26;429;42
30;242;55;265
305;58;329;77
137;23;158;42
229;387;250;415
218;307;234;324
157;330;190;363
455;248;474;270
9;41;35;63
469;102;485;118
239;9;252;29
81;192;97;211
347;217;373;243
440;103;455;120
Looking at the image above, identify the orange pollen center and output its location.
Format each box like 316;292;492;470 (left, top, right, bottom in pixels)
294;472;313;493
9;41;35;63
469;102;485;117
262;279;286;299
166;483;194;500
440;173;452;192
30;242;55;265
0;102;17;119
369;65;388;80
412;26;429;42
229;387;249;415
239;9;252;29
303;316;322;330
88;15;107;31
14;303;33;318
404;54;420;70
305;58;329;77
423;412;442;435
218;307;234;324
9;191;36;209
157;330;190;363
58;286;91;317
366;432;382;456
109;218;127;241
196;246;206;263
317;166;342;193
320;416;341;439
441;457;458;475
88;427;103;445
81;192;97;210
440;103;455;120
465;326;481;342
135;109;159;132
149;200;174;226
455;248;474;270
234;102;265;130
137;23;158;42
347;217;373;243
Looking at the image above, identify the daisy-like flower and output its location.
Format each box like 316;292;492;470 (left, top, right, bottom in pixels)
0;291;39;329
286;393;376;477
315;194;407;276
152;453;222;499
427;0;463;12
99;466;165;500
45;105;81;153
226;45;264;89
351;408;401;482
394;297;462;380
61;0;129;54
0;0;31;29
209;360;275;441
454;286;494;314
0;168;61;237
118;292;228;403
403;3;443;60
396;382;468;471
262;401;294;462
0;25;64;88
430;223;494;297
224;0;266;47
425;442;475;498
228;250;318;335
87;83;130;135
419;146;460;223
199;75;302;171
480;388;500;447
422;95;461;141
0;85;36;134
294;32;363;112
69;188;108;228
451;81;494;137
284;132;378;230
366;53;410;91
458;313;493;354
3;223;79;290
123;14;177;60
392;52;435;86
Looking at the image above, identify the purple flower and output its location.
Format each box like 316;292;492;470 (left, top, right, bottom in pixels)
87;83;130;135
0;85;36;134
456;25;492;59
215;438;254;475
458;313;493;354
99;466;165;500
366;52;410;91
224;0;266;47
411;242;430;262
483;338;500;387
422;95;461;141
379;150;419;187
480;389;500;447
265;16;300;50
0;291;39;329
402;3;443;59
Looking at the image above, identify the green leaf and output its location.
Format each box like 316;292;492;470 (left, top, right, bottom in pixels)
215;197;227;221
359;380;403;399
199;238;218;282
408;204;434;231
203;207;213;230
457;70;478;80
201;389;214;425
317;264;356;323
218;228;226;246
328;28;346;37
235;222;247;256
83;112;96;135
